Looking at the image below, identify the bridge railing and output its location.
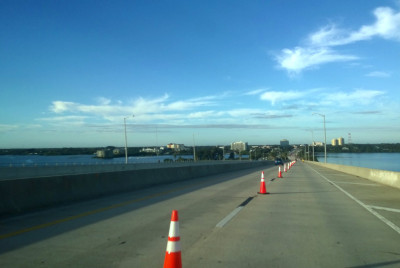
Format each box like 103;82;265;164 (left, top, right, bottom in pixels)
0;160;270;180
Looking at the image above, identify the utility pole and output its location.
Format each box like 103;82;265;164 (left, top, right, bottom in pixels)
313;113;327;163
192;133;196;162
124;115;134;164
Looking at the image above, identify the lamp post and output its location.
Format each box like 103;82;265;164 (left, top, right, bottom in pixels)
192;133;196;162
313;113;327;163
311;130;315;162
307;129;315;161
124;115;134;164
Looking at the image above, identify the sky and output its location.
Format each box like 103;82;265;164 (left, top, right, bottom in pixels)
1;0;400;148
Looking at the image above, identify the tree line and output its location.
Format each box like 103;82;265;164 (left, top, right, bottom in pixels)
1;143;399;159
313;143;400;153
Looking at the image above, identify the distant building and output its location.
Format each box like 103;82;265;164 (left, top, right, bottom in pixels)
113;148;122;155
140;147;157;153
338;137;345;146
280;139;289;147
96;149;113;158
332;137;345;146
231;141;248;152
313;141;324;146
167;143;187;151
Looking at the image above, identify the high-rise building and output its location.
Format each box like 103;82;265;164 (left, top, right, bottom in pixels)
280;139;289;147
231;141;248;152
338;137;345;146
332;137;345;146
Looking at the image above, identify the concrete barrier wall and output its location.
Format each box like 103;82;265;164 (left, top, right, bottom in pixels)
306;161;400;189
0;161;269;217
0;161;249;180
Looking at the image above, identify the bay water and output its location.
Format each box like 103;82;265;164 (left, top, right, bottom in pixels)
1;153;399;172
0;154;194;167
315;152;400;172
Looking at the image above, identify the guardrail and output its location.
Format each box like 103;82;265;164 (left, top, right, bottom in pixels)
306;161;400;190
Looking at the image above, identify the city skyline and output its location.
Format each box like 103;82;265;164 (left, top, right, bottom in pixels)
1;1;399;148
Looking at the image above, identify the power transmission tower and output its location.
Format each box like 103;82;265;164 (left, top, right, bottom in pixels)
348;133;352;144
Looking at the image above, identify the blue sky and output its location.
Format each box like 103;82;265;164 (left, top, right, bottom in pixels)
1;0;399;148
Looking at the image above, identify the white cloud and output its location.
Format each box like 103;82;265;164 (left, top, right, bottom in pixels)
244;89;267;95
48;93;220;125
276;47;357;74
0;124;19;132
276;5;400;73
96;97;111;105
40;88;389;137
365;71;391;77
260;90;308;105
227;108;261;117
187;111;219;119
354;7;400;42
320;89;385;107
308;24;349;47
165;99;211;111
309;7;400;46
132;94;169;114
38;115;88;122
51;101;77;113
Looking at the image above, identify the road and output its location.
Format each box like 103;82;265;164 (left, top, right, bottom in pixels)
1;162;400;267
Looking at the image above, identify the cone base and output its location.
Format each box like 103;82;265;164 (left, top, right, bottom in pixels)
257;192;270;195
164;252;182;268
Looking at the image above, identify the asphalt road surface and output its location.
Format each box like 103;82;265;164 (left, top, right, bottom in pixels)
1;162;400;267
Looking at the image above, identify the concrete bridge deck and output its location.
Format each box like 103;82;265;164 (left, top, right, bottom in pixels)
1;162;400;267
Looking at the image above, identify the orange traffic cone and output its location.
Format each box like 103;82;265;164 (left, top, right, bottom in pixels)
284;164;287;172
278;166;282;178
258;171;269;194
164;210;182;268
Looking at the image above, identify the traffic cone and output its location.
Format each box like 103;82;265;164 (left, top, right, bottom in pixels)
284;164;287;172
278;166;282;178
164;210;182;268
258;171;269;194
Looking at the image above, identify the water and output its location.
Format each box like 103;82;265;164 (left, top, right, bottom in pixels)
0;153;251;167
315;153;400;172
0;154;194;167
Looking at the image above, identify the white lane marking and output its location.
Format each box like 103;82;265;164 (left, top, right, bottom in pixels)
368;206;400;213
216;172;275;228
307;165;400;235
216;207;243;228
332;181;380;186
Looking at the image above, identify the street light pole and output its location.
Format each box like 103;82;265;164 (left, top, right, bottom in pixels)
312;130;315;162
192;133;196;162
124;115;134;164
313;113;327;163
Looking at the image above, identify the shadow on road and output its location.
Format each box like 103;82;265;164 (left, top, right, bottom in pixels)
0;164;274;254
